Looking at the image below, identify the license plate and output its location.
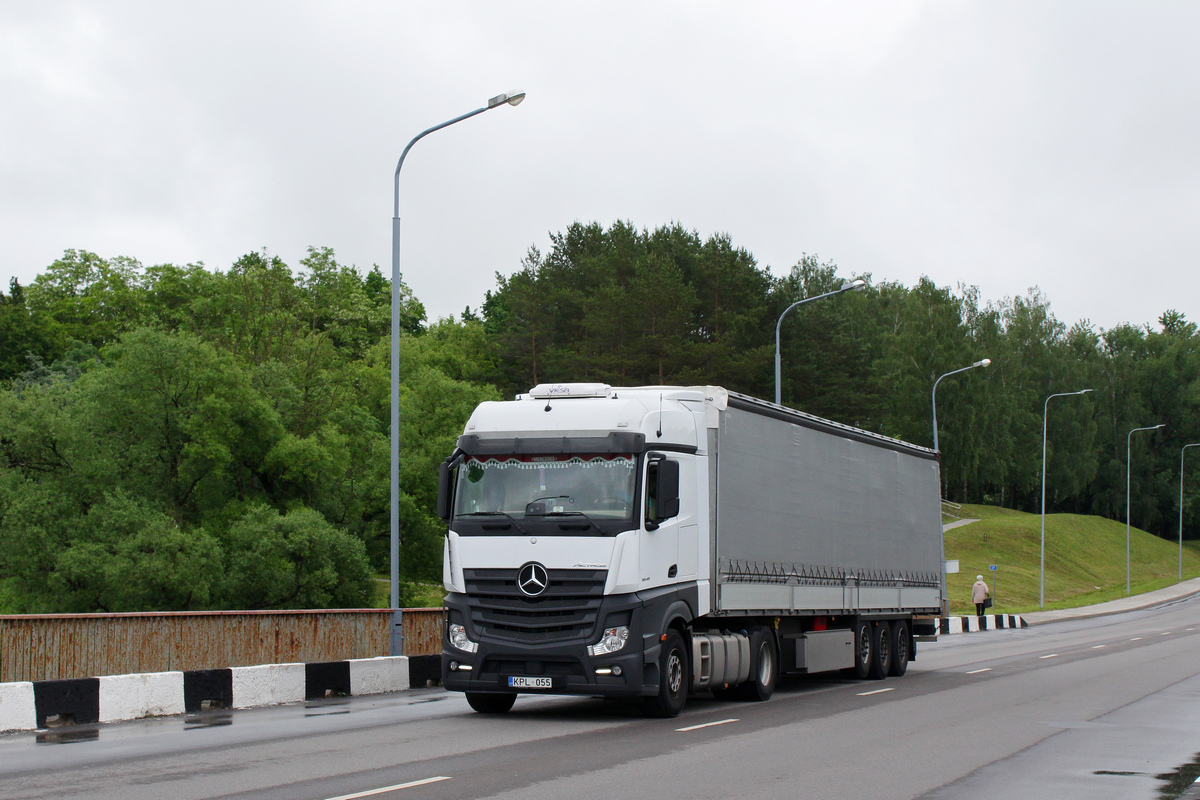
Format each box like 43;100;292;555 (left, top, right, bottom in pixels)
508;676;552;689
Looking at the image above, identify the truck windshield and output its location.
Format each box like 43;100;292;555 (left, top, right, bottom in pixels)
453;453;637;536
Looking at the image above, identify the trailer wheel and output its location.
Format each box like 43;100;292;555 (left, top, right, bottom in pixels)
888;620;910;677
737;627;777;701
466;693;516;714
846;620;873;680
643;629;688;718
868;621;892;680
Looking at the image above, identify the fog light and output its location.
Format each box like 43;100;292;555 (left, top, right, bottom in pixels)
449;661;459;671
611;665;622;676
587;625;630;656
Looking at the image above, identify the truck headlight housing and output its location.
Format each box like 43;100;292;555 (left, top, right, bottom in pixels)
449;623;479;654
587;626;629;656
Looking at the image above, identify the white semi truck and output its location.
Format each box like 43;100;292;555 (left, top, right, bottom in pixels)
437;384;943;717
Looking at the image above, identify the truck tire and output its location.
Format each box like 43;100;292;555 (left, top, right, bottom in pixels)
888;619;910;677
736;627;777;702
643;629;688;718
847;620;873;680
868;621;892;680
466;692;517;714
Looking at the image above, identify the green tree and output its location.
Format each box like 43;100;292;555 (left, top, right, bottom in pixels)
221;504;372;609
0;278;63;382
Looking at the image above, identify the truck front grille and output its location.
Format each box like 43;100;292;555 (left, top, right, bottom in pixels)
463;568;607;644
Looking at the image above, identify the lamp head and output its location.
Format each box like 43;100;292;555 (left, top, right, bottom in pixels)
488;91;526;108
1079;388;1094;395
975;358;992;368
841;279;867;292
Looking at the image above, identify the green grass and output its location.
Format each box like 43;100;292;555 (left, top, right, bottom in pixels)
945;503;1200;616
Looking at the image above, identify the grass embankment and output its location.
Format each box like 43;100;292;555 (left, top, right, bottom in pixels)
944;503;1200;616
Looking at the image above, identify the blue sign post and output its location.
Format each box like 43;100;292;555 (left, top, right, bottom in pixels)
989;565;998;609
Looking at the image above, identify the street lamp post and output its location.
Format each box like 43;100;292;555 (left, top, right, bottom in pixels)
1126;423;1165;595
1181;443;1200;581
773;279;866;406
929;357;989;616
1039;389;1092;608
390;91;525;656
931;359;991;452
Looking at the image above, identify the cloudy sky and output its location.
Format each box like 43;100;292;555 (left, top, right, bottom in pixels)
3;2;1198;331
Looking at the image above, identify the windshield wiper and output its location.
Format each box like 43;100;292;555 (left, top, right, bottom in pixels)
458;511;530;535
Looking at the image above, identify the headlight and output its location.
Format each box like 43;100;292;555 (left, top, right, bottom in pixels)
449;623;479;654
587;626;629;656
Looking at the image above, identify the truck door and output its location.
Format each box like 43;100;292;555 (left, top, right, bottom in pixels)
640;455;682;589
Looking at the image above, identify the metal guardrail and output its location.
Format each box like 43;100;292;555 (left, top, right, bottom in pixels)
0;608;445;683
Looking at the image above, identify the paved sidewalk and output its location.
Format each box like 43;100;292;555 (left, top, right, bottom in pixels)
1022;576;1200;625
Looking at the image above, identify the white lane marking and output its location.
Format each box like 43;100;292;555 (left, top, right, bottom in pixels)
1092;645;1106;649
1161;631;1172;635
1038;654;1059;659
1130;637;1143;641
677;718;738;732
857;687;895;696
966;668;992;674
326;777;451;799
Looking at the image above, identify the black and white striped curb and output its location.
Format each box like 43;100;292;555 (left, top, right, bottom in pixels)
940;614;1028;634
0;654;441;733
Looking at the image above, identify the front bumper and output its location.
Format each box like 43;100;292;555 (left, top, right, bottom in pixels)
441;591;655;698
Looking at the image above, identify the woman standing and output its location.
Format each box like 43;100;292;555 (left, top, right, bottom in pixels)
972;575;990;616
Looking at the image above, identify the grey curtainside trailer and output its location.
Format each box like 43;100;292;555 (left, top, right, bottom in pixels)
711;392;944;618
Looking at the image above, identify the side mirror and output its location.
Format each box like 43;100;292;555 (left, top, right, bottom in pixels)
436;461;454;521
645;456;680;529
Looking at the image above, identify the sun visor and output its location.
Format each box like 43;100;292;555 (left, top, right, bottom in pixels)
457;431;647;456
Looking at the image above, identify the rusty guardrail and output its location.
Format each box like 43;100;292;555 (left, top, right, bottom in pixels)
0;608;444;683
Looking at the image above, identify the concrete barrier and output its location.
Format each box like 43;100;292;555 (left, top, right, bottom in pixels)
0;681;36;732
231;663;306;709
939;614;1027;634
0;655;414;733
349;656;409;695
99;671;185;722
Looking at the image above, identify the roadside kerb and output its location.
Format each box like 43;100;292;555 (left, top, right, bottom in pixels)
1022;576;1200;625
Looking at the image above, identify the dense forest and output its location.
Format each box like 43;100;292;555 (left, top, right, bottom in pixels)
2;221;1198;613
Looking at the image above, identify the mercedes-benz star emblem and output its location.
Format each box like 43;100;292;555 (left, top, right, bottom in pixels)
517;562;549;597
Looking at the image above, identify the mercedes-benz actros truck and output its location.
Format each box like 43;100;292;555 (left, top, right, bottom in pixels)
437;384;943;717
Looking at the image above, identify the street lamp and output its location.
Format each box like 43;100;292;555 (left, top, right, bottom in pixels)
931;359;991;452
1039;389;1092;608
928;357;989;616
1180;443;1200;581
390;91;525;656
1126;423;1165;595
773;279;866;406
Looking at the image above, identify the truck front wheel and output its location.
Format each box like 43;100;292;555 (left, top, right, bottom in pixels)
466;692;516;714
643;629;688;718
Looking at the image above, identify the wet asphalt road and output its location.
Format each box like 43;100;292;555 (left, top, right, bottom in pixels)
3;596;1200;800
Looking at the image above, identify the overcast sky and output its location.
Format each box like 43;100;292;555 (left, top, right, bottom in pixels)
3;2;1198;332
